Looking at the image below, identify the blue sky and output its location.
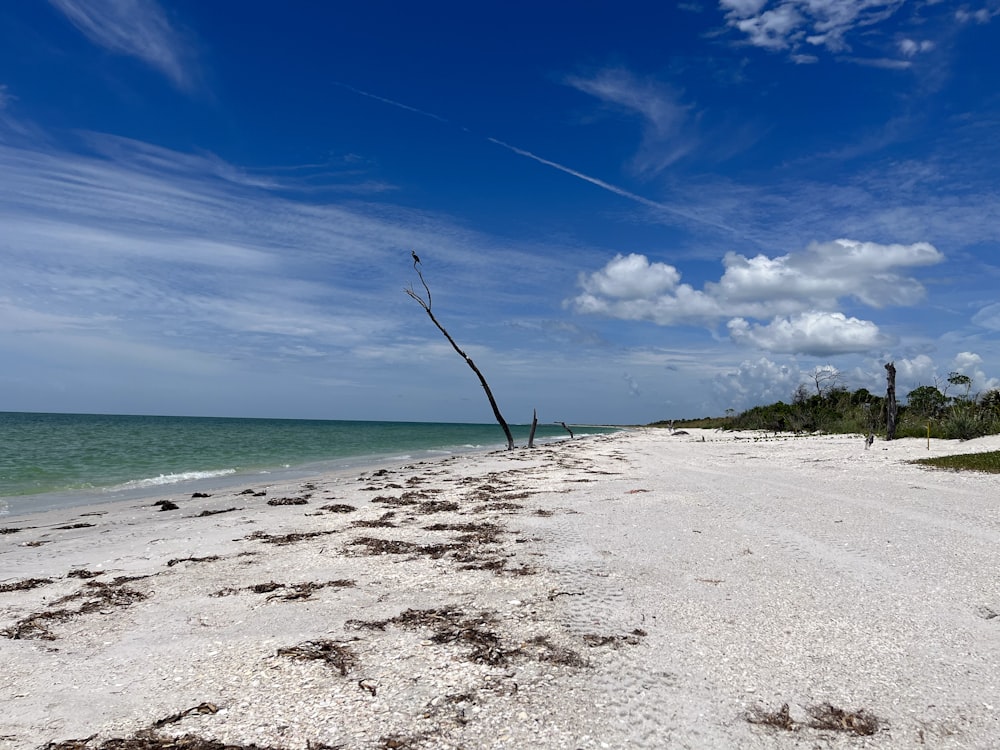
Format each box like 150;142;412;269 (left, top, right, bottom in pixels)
1;0;998;424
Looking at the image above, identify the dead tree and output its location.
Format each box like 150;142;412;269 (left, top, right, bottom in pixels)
557;421;574;438
406;253;515;450
527;409;538;448
884;362;898;441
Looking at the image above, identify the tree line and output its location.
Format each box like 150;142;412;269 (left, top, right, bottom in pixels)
661;371;1000;441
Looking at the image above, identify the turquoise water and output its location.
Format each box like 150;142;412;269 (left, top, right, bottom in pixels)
0;412;612;516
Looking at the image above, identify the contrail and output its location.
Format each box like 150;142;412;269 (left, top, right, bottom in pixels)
335;84;734;233
332;82;449;123
488;138;735;232
489;137;675;212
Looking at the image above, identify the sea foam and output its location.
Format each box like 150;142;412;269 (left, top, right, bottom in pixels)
112;468;237;492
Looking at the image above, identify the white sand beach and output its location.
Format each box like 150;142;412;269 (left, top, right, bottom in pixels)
2;429;999;749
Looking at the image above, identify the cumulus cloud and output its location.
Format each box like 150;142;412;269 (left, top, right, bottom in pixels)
719;0;908;54
950;351;1000;392
571;238;942;354
713;356;803;408
890;351;1000;396
727;311;891;355
564;68;696;175
577;253;681;300
714;239;943;307
49;0;195;90
892;354;938;386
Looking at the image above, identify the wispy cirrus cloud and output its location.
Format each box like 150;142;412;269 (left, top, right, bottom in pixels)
0;131;600;369
719;0;907;53
48;0;195;90
332;82;733;233
565;67;696;176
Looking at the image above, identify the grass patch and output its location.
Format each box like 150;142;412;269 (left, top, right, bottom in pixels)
912;450;1000;473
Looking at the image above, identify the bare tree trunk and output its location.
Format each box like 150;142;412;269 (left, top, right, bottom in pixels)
406;254;515;450
527;409;538;448
558;421;574;439
885;362;898;441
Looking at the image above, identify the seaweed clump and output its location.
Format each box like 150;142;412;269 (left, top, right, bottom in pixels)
2;578;148;640
277;639;356;676
747;702;883;736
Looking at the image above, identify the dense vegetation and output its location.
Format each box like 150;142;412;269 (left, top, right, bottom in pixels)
654;374;1000;441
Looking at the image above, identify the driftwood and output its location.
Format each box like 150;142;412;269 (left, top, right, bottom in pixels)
884;362;898;441
557;421;574;439
527;409;538;448
406;253;514;449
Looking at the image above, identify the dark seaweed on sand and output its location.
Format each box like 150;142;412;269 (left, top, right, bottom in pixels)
151;702;219;728
211;579;355;600
244;529;338;545
348;536;465;559
414;500;460;514
2;579;148;640
582;629;647;648
428;521;505;544
194;507;241;517
40;731;288;749
747;702;883;736
346;606;510;666
277;639;356;676
166;555;221;567
0;577;54;593
66;569;103;579
266;497;309;506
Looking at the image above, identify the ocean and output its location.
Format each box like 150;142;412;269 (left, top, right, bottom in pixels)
0;412;614;517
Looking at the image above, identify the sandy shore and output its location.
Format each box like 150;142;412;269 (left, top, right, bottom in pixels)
2;429;999;749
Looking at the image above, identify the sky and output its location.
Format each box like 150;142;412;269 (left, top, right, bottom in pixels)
1;0;999;425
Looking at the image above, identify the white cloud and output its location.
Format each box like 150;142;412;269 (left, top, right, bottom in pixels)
720;0;769;16
728;311;891;354
713;239;943;308
898;38;935;56
713;356;803;408
720;0;908;54
842;56;912;69
0;131;592;414
956;7;996;24
972;302;1000;331
623;371;642;397
564;68;696;175
570;239;943;345
889;351;1000;396
950;351;1000;393
893;354;938;387
577;253;681;300
734;4;804;49
48;0;194;90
